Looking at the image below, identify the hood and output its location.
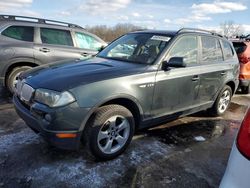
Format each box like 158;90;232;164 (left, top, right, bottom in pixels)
21;57;148;91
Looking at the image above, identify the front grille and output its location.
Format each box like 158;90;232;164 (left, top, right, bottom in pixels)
15;79;35;107
20;84;34;102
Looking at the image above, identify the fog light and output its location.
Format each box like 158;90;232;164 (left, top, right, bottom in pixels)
44;114;52;122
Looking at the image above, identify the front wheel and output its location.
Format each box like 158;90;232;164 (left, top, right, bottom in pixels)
84;105;135;160
208;85;232;116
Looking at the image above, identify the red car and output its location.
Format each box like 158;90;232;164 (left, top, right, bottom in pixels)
232;38;250;94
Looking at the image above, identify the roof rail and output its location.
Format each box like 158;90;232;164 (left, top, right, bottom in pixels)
0;15;84;29
177;28;224;38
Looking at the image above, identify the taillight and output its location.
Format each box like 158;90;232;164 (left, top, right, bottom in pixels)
239;55;249;64
237;108;250;159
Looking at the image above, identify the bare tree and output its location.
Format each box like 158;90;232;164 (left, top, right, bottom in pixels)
220;20;244;38
86;23;144;42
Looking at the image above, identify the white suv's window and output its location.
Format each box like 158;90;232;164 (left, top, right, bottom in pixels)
167;36;198;65
40;28;73;46
75;32;103;51
201;36;223;63
2;26;34;42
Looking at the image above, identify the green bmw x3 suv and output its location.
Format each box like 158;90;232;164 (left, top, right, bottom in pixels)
13;28;239;160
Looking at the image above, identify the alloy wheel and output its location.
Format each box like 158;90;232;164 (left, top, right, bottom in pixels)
97;115;130;154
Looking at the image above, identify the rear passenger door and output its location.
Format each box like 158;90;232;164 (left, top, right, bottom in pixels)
197;36;229;104
34;27;84;64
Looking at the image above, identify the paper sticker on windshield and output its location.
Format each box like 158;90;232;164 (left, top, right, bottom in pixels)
151;35;171;42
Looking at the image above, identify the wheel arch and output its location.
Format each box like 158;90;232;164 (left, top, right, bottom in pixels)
3;60;39;86
80;95;144;132
225;80;236;94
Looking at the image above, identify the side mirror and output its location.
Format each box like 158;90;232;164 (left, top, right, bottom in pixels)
162;57;186;70
98;45;106;52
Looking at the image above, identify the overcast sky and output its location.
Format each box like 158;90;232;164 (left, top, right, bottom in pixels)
1;0;250;33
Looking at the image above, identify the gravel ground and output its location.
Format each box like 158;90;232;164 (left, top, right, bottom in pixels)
0;87;249;188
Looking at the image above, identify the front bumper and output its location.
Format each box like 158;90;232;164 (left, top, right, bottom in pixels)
13;95;83;150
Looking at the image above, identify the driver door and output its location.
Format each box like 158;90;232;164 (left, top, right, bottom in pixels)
151;35;200;119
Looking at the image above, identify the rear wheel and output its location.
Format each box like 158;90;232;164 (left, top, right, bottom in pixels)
84;105;135;160
6;66;32;93
241;85;250;94
208;85;232;116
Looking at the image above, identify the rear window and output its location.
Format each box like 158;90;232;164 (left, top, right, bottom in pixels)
233;42;247;54
40;28;73;46
222;40;234;59
1;26;34;42
201;36;223;63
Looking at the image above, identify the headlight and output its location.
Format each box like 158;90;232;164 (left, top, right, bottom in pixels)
34;89;75;107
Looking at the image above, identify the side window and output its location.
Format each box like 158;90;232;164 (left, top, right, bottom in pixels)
75;32;103;50
1;26;34;42
167;35;198;65
40;28;73;46
222;40;234;59
201;36;223;63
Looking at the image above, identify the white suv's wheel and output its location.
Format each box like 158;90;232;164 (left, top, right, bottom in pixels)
85;105;135;160
6;66;32;93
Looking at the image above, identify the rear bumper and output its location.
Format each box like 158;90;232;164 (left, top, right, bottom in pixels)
13;95;82;150
220;143;250;188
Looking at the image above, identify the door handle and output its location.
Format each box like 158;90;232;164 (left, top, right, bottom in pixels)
192;75;199;81
220;71;226;76
81;52;89;57
39;48;50;53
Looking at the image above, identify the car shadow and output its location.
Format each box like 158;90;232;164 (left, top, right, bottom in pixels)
0;86;12;104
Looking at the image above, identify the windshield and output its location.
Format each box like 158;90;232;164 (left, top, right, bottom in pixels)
98;33;171;64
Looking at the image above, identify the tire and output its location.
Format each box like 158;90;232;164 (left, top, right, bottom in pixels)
84;105;135;160
6;66;32;93
241;85;250;94
208;85;232;116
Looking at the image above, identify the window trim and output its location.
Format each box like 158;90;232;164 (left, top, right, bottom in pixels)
1;25;35;42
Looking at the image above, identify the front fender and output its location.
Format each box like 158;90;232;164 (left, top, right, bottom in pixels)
77;94;144;131
70;73;156;131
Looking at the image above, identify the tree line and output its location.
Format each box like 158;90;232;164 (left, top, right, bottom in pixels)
86;21;248;42
86;23;143;42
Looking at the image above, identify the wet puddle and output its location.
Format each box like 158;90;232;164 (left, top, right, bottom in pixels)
145;120;236;147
